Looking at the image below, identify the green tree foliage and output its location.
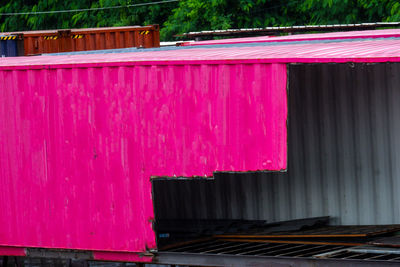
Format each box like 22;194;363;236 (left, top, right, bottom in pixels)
300;0;400;24
1;0;400;40
161;0;302;39
162;0;400;39
0;0;177;32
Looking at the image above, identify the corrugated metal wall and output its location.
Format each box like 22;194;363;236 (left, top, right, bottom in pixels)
153;63;400;225
0;60;286;253
7;25;159;56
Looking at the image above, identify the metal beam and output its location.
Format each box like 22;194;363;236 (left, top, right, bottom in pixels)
154;252;400;266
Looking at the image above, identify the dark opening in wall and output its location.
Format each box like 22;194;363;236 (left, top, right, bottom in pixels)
151;174;282;248
151;63;400;249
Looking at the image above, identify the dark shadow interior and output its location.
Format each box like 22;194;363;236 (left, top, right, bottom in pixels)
152;63;400;249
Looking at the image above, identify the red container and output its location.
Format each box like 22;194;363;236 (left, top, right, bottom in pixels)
3;25;160;56
0;48;288;262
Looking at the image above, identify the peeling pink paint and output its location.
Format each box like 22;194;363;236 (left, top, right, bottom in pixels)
0;59;287;257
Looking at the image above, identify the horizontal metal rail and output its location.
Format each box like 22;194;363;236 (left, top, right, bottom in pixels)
176;22;400;38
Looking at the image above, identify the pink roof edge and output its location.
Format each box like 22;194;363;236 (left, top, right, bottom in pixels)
181;28;400;46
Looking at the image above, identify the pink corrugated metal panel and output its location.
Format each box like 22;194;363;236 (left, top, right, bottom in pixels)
1;38;400;66
181;29;400;46
0;60;287;256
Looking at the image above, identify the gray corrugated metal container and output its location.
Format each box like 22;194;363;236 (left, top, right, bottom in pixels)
0;35;24;57
153;63;400;226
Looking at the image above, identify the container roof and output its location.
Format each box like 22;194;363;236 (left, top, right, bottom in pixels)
0;35;19;38
181;29;400;46
1;37;400;68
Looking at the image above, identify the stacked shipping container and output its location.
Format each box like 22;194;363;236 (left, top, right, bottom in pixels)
1;30;400;266
0;25;160;56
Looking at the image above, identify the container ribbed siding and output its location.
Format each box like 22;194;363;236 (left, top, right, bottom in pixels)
0;60;287;256
0;35;24;57
2;25;160;56
154;63;400;226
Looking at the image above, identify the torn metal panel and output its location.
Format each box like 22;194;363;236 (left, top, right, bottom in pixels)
153;63;400;226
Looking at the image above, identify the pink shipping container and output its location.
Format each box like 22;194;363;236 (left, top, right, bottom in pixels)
2;35;400;265
0;49;288;262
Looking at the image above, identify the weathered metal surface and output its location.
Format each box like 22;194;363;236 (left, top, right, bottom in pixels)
315;246;400;261
218;239;365;247
155;251;400;267
218;225;400;238
92;251;153;263
2;25;160;56
369;237;400;248
180;28;400;46
0;54;287;257
162;239;347;256
153;63;400;227
45;36;400;58
3;38;400;65
156;239;400;266
156;235;400;266
0;246;26;256
26;248;92;260
68;25;160;51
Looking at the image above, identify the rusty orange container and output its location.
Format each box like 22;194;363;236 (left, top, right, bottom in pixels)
3;25;160;56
